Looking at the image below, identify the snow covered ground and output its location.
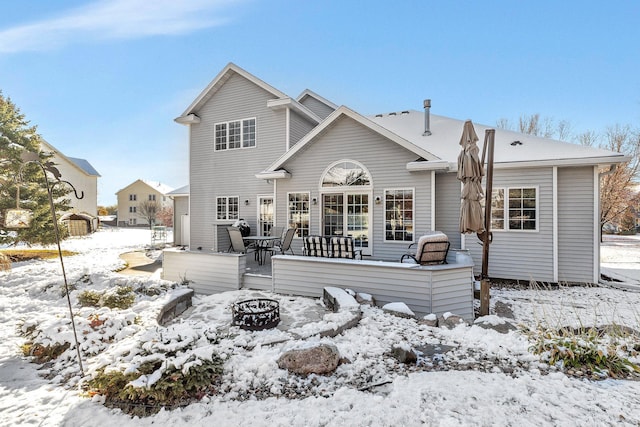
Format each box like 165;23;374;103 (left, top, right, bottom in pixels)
1;228;640;426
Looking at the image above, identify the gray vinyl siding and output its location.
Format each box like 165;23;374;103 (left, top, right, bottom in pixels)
162;249;244;294
435;172;462;250
467;167;554;282
272;256;474;320
189;73;286;251
289;111;316;147
299;96;335;120
557;166;596;283
274;116;433;260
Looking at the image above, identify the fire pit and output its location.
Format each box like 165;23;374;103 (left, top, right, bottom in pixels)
232;298;280;330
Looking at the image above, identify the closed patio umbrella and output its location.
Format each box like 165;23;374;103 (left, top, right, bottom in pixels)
457;120;485;234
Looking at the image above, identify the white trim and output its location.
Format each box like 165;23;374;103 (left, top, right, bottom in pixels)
296;89;339;110
285;107;291;151
215;195;240;221
490;186;540;232
263;106;439;173
257;194;274;236
178;62;287;118
552;166;558;282
406;160;453;172
213;117;256;151
174;113;200;125
593;166;600;283
286;191;311;238
255;170;291;180
267;98;321;124
431;170;436;231
319;159;373;190
493;156;629;170
382;187;415;244
320;191;373;255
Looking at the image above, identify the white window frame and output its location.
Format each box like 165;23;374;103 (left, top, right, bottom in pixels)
128;218;137;225
149;194;156;201
129;194;137;201
287;192;310;238
383;188;415;243
491;186;539;232
129;206;136;213
214;117;256;151
216;196;239;221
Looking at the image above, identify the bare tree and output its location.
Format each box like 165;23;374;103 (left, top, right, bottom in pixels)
497;113;571;140
156;206;174;227
137;200;160;229
598;124;640;234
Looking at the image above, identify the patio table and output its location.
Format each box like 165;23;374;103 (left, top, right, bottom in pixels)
243;235;280;265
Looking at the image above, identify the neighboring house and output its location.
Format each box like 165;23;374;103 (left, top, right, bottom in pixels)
41;140;101;233
173;62;627;284
116;179;174;227
167;184;189;246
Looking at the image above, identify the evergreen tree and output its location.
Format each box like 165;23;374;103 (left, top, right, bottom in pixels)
0;91;71;246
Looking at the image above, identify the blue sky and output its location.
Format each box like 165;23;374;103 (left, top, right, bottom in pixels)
1;0;639;206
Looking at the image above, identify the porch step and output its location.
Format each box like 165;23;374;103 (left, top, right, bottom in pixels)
243;273;273;291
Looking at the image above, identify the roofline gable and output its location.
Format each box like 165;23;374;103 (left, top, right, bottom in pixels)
40;140;99;177
176;62;288;121
263;106;439;172
296;89;339;110
115;179;174;196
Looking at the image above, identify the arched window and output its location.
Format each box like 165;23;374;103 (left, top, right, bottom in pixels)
321;161;371;188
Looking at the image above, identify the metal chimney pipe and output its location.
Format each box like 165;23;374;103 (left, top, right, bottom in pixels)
423;99;432;136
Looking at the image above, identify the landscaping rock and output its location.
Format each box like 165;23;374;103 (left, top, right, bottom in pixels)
382;302;415;318
415;343;456;358
493;301;515;319
392;344;417;364
323;287;360;312
437;312;466;329
277;344;341;375
419;313;438;327
474;315;517;334
157;288;194;326
355;292;376;307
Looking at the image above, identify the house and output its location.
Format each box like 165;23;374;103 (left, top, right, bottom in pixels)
167;184;189;246
116;179;174;227
41;140;101;233
169;62;627;292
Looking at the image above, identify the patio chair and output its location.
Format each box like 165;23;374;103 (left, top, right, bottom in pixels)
401;232;450;265
226;226;257;256
268;225;285;246
329;236;363;260
266;227;296;257
303;235;330;257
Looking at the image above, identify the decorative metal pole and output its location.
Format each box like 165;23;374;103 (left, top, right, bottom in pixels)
19;151;85;376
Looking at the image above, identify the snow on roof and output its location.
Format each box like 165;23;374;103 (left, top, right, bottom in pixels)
369;110;627;167
68;157;100;176
141;180;175;195
167;184;189;196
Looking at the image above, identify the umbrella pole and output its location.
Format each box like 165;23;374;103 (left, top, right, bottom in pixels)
480;129;495;316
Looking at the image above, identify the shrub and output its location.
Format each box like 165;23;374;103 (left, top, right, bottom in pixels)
86;356;224;416
78;286;135;309
21;342;70;363
527;325;640;379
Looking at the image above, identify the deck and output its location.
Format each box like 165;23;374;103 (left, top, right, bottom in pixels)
162;248;475;320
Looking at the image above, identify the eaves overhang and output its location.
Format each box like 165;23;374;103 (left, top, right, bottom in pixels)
406;160;453;172
174;114;201;125
255;170;291;180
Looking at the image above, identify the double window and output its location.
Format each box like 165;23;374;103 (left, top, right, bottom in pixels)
129;194;137;201
384;189;414;242
149;194;156;201
491;187;537;231
129;206;136;213
287;193;309;238
217;196;239;221
215;118;256;150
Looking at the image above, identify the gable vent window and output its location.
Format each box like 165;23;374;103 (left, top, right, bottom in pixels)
215;118;256;151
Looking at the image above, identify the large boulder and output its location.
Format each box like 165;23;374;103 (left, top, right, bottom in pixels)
277;344;340;375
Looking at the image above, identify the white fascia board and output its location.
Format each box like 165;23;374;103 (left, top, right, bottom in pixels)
266;106;439;173
255;170;291;180
493;155;630;169
180;62;288;117
267;98;321;124
406;160;452;172
174;114;201;125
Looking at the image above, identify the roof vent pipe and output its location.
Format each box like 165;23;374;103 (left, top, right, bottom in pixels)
423;99;432;136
